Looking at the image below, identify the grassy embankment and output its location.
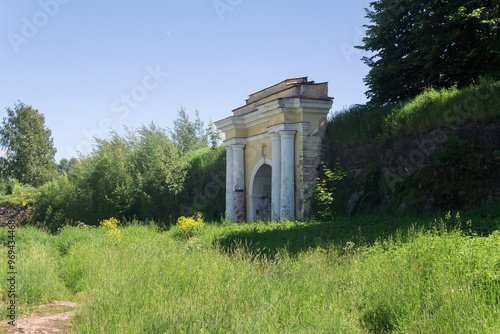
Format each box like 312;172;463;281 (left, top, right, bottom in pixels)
0;204;499;333
327;78;500;146
0;183;37;208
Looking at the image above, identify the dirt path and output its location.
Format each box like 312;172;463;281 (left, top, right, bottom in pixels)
0;301;79;334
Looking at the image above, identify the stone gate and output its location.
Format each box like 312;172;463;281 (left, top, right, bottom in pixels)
215;77;333;221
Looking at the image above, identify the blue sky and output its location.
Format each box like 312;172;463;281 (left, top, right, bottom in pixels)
1;0;373;161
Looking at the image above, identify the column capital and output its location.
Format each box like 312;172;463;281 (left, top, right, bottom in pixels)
270;132;281;139
279;130;296;139
232;143;246;150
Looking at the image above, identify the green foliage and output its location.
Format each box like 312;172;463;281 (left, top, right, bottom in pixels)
359;0;500;105
34;126;225;231
57;157;78;175
0;157;8;182
0;101;57;187
174;147;226;220
207;118;223;149
170;108;208;154
4;179;14;196
34;124;188;230
312;163;346;220
327;79;500;146
34;174;78;232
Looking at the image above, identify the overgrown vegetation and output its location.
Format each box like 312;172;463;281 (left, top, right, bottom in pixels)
328;78;500;146
173;147;225;220
33;128;225;232
1;206;499;333
311;163;346;221
0;179;38;207
33;124;187;231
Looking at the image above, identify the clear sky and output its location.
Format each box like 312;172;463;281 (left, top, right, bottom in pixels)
1;0;373;162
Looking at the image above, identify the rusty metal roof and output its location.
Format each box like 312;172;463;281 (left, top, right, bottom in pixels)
233;77;333;116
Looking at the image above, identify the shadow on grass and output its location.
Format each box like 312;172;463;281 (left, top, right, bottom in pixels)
214;202;500;259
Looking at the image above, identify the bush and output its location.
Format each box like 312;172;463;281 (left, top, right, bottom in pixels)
34;174;76;232
173;147;226;220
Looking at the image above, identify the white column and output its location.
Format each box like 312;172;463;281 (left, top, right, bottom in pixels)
280;131;296;220
225;145;234;220
271;132;281;220
232;144;246;222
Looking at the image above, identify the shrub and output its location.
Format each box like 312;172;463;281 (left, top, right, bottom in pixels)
174;147;226;220
311;163;346;220
34;174;76;232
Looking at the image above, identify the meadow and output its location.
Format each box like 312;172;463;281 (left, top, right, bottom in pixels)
1;205;499;333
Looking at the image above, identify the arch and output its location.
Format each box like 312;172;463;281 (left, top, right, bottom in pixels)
249;158;272;221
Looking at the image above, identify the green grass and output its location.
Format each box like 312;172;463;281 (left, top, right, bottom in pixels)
0;206;499;333
328;78;500;146
0;226;72;317
0;184;39;207
327;103;394;147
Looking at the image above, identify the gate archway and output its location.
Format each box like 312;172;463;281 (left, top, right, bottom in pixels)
249;160;272;221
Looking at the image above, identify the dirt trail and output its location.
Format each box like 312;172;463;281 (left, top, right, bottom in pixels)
0;301;79;334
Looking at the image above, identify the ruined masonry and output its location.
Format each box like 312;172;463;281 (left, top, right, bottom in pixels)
215;77;333;222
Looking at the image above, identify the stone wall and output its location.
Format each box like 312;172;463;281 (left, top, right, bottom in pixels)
321;121;500;214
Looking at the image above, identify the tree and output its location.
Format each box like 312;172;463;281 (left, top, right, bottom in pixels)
207;118;223;149
57;157;78;174
170;108;208;154
358;0;500;105
0;102;57;186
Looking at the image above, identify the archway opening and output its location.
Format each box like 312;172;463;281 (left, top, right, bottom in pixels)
251;164;272;221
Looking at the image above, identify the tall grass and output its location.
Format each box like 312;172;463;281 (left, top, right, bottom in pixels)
327;103;394;147
0;227;71;316
385;78;500;137
0;210;499;333
328;78;500;146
